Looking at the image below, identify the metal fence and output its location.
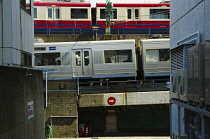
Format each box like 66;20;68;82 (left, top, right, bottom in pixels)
43;72;79;107
79;79;170;94
34;24;169;35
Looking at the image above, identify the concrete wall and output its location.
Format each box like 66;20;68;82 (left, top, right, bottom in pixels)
0;0;34;67
45;80;78;138
0;66;44;139
79;91;170;107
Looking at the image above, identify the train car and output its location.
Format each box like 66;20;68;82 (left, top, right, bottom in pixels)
34;2;92;28
34;40;136;80
141;39;170;78
96;3;170;28
33;2;170;30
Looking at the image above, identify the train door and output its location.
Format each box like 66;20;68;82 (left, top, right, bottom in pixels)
127;8;140;20
47;7;60;20
72;49;93;77
91;8;96;25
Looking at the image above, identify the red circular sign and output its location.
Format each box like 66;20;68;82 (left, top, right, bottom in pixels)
107;97;116;105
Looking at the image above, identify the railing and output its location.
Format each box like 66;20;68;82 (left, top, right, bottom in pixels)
34;24;169;35
43;72;79;107
79;79;170;94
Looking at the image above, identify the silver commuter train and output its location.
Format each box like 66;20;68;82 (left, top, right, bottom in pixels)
141;39;170;77
34;40;137;79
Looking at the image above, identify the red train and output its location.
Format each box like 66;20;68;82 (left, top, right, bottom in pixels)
34;2;170;33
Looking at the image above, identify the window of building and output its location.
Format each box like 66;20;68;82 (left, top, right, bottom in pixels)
150;9;170;19
21;52;32;67
127;9;131;19
34;53;61;66
34;8;37;18
146;49;170;62
55;8;60;19
71;8;88;19
20;0;31;14
100;9;117;19
48;8;52;19
104;50;132;63
135;9;139;19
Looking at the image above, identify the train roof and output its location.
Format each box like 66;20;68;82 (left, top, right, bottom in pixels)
141;38;170;42
96;3;170;7
34;2;91;7
34;2;170;7
34;40;135;46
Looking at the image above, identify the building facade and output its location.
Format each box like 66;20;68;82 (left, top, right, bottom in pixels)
170;0;210;138
0;1;44;139
0;0;34;67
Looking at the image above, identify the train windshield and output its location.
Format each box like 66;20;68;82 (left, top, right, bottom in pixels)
35;53;61;66
146;49;170;62
104;50;132;63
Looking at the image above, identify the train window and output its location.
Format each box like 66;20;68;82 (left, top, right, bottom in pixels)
146;49;170;62
146;50;159;62
104;50;132;63
84;51;89;66
135;9;139;19
20;0;31;14
55;8;60;19
34;53;61;66
71;9;88;19
48;8;53;19
159;49;170;61
34;8;37;18
100;9;117;19
150;9;170;19
75;51;81;66
127;9;131;19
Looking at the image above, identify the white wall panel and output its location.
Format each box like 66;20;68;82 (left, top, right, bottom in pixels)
1;0;34;66
0;0;2;48
0;48;2;65
204;0;210;40
170;0;180;25
188;2;205;42
3;48;13;65
171;104;179;135
11;0;16;49
179;0;190;20
3;0;12;48
177;14;190;43
190;0;203;10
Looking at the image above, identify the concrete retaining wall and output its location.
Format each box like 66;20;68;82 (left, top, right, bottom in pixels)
45;79;78;138
79;91;170;107
0;66;44;139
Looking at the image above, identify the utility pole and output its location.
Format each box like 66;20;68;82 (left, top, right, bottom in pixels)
105;0;113;35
